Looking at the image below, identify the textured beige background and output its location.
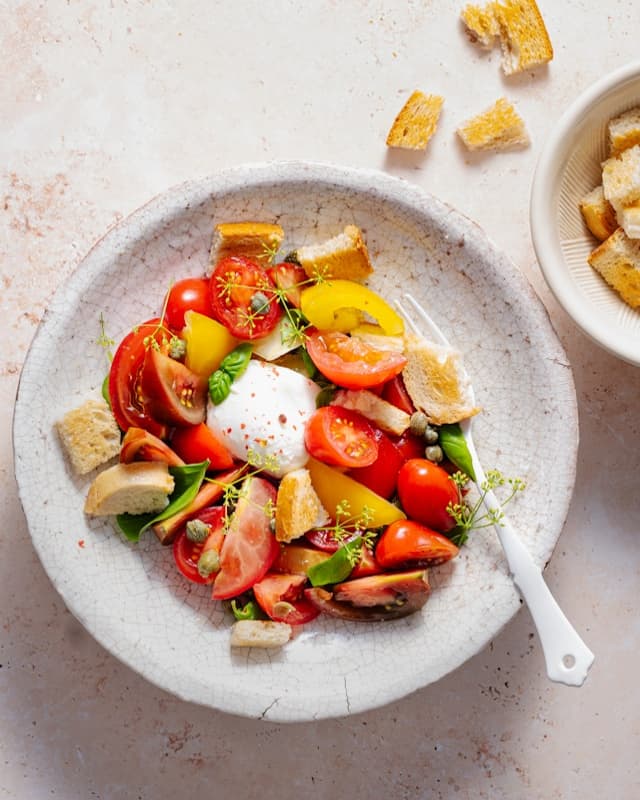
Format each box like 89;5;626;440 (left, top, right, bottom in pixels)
2;1;639;797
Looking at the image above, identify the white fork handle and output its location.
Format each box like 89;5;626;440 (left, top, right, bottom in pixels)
482;484;595;686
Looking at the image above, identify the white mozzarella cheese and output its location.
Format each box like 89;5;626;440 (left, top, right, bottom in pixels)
206;360;320;478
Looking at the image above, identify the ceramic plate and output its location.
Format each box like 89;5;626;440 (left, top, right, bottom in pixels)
14;162;577;721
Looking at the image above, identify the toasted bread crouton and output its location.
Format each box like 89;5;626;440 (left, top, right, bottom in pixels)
461;3;500;47
296;225;373;281
608;107;640;157
579;186;619;242
275;468;330;543
588;228;640;308
401;334;481;425
331;390;411;436
230;620;292;648
462;1;553;75
208;222;284;274
84;462;175;516
386;91;444;151
602;145;640;216
620;203;640;239
57;399;121;475
457;97;529;151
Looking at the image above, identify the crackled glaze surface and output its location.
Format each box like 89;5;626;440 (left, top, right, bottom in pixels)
14;163;577;721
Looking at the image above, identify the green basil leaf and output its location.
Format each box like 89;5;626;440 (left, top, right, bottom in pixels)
101;374;111;408
439;423;476;482
300;346;317;378
116;460;209;542
208;369;232;405
307;537;362;587
220;343;253;380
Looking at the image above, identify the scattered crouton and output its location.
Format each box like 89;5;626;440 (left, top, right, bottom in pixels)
386;91;444;151
295;225;373;281
457;97;529;151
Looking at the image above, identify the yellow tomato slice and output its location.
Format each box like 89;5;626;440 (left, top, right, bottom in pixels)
300;280;404;336
182;310;238;376
307;458;405;528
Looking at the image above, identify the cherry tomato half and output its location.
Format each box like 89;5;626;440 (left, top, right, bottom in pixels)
305;405;379;468
209;256;281;340
397;459;459;533
173;506;226;585
253;573;320;625
392;429;426;463
108;318;167;438
139;349;207;427
212;476;279;600
170;423;235;471
347;427;404;499
305;330;407;390
164;277;213;332
376;519;459;568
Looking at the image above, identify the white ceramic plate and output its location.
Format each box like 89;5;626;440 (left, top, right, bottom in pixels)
531;61;640;367
14;162;577;721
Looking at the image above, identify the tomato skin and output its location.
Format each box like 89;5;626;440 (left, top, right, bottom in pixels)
305;406;379;468
305;330;407;390
139;349;207;427
164;278;212;332
212;476;279;600
376;519;459;568
393;430;426;463
397;459;459;533
209;256;282;340
253;573;320;625
347;427;403;499
381;375;415;415
267;262;307;307
172;507;225;585
170;423;235;471
108;318;167;438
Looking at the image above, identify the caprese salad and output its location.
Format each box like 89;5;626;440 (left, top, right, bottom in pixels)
82;221;489;647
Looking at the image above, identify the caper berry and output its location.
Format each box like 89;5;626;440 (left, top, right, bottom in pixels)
409;411;429;437
250;291;270;315
186;518;211;543
425;444;444;463
197;549;220;577
423;425;439;445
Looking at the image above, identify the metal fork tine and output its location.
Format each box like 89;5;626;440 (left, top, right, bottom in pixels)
395;294;450;347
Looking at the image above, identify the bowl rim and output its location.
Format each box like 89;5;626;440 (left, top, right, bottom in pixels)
530;60;640;367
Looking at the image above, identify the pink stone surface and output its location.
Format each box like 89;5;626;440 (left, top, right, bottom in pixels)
2;1;640;796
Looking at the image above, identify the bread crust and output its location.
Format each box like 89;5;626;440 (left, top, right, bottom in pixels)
386;91;444;151
57;398;121;475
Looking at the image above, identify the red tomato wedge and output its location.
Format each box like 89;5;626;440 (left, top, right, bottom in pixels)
108;318;167;438
120;427;185;466
173;507;226;585
397;459;459;533
266;262;307;308
304;406;379;468
209;256;281;340
139;349;207;427
170;423;234;471
253;573;320;625
164;277;213;332
376;519;459;568
381;375;415;415
305;330;407;389
212;476;279;600
347;427;403;499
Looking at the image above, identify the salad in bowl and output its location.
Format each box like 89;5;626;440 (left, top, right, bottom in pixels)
59;218;495;649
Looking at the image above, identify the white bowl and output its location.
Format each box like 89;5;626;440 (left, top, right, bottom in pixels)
531;61;640;367
14;162;577;721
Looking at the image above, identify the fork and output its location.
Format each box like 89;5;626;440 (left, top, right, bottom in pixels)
396;293;594;687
